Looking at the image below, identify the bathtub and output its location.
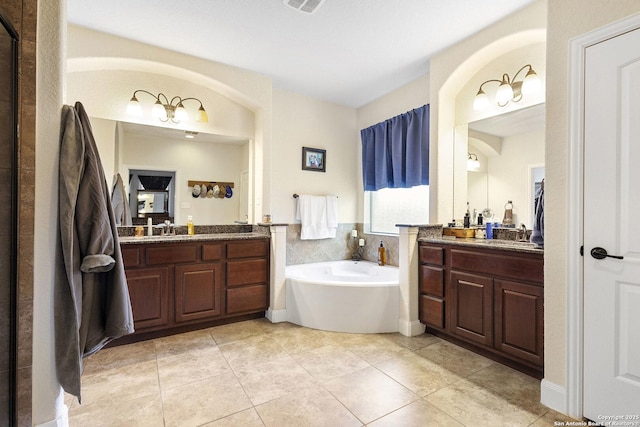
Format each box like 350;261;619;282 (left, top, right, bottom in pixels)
285;260;399;333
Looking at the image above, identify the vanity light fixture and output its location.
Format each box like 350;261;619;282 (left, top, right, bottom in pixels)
184;131;199;139
467;153;480;170
126;90;209;124
472;64;542;111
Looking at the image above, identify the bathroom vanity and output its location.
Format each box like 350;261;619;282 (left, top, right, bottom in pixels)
418;238;544;377
118;233;270;342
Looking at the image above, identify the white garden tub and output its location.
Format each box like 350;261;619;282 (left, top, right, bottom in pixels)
285;260;399;333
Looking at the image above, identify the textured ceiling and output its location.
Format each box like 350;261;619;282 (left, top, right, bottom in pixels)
67;0;535;108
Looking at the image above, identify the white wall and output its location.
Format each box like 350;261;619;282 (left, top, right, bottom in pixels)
545;0;640;400
487;129;544;227
271;88;358;223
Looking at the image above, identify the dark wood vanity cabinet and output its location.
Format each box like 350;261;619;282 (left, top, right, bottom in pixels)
419;242;544;375
120;238;269;340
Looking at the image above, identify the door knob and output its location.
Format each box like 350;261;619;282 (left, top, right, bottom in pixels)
590;247;624;260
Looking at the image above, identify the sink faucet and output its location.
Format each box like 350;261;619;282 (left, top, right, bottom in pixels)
162;220;174;236
519;223;528;242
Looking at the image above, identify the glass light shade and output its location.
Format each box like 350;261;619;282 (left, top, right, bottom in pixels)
174;103;189;122
495;81;514;104
473;90;490;111
467;156;480;171
521;69;542;95
126;97;142;115
196;106;209;123
152;100;167;120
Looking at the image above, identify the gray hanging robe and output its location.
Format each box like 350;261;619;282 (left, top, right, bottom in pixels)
55;102;134;402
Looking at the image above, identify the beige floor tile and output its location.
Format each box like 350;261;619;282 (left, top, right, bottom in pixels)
208;319;267;345
218;334;289;369
368;399;464;427
466;363;549;415
382;332;442;351
78;360;159;407
425;378;545;426
269;326;336;355
416;340;494;377
162;372;253;427
157;345;232;390
68;392;164;427
342;334;410;364
375;351;464;396
528;410;583;426
256;386;362;427
202;408;266;427
253;318;302;335
293;344;370;383
324;366;419;424
232;354;320;406
154;328;217;357
82;339;156;376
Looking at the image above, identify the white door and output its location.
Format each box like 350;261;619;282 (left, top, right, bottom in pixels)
584;27;640;424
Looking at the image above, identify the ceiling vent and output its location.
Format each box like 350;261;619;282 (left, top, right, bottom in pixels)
283;0;327;14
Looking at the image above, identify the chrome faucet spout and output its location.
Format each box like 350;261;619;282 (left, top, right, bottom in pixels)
518;223;528;241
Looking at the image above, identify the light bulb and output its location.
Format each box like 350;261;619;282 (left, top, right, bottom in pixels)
496;80;514;105
196;105;209;123
152;100;167;121
126;96;142;115
174;103;189;122
522;69;542;95
473;89;490;111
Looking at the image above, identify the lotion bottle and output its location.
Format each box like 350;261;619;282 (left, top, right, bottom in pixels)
187;215;195;235
378;241;387;266
147;217;153;236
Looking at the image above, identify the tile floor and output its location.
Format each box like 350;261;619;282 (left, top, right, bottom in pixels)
65;319;574;426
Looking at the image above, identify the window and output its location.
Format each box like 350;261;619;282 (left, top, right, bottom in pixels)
366;185;429;235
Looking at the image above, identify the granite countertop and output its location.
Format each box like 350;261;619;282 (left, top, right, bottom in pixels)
418;236;543;254
119;232;270;245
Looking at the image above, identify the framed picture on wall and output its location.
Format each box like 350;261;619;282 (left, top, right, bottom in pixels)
301;146;326;172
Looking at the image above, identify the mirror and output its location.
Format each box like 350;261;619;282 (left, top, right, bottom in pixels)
456;103;545;227
92;118;251;226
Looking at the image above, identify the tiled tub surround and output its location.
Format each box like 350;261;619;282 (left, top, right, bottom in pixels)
286;223;400;266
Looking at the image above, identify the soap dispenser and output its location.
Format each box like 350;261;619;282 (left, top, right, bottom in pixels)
187;215;195;235
378;241;387;266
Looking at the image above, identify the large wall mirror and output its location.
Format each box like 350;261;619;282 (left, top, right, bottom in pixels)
93;119;251;226
455;103;545;228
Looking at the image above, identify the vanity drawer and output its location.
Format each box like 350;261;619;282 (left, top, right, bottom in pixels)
121;246;142;268
146;244;198;265
450;249;543;284
226;259;268;287
420;295;444;329
420;265;445;297
226;284;268;314
419;245;444;265
202;243;222;261
227;240;268;259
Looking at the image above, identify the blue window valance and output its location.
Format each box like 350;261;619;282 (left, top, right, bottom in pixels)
360;104;429;191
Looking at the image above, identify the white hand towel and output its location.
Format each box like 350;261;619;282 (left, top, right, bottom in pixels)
296;195;337;240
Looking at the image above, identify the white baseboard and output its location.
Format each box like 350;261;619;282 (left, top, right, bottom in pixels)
540;379;567;415
398;319;426;337
265;308;287;323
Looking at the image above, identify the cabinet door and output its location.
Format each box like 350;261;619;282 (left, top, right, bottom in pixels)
494;279;544;366
450;271;493;346
175;263;222;322
125;267;170;330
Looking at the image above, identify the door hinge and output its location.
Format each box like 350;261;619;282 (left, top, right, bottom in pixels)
580;245;584;256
